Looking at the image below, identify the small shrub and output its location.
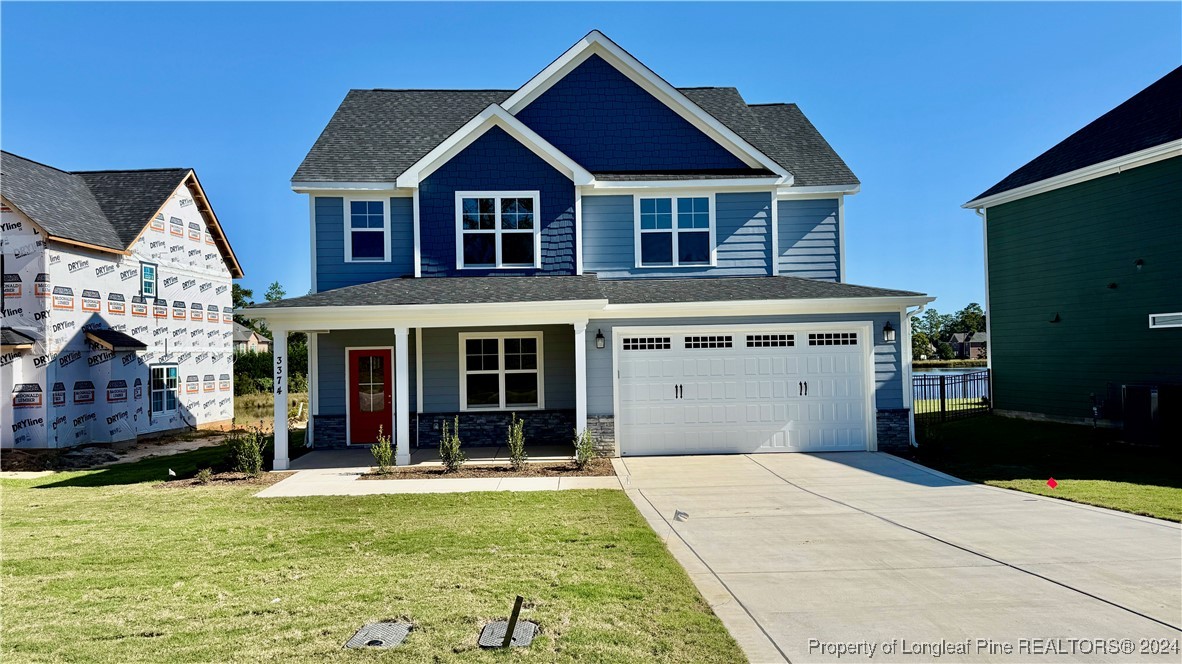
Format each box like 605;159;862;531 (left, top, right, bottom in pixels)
439;416;466;473
232;426;267;477
574;428;596;470
372;425;394;474
506;413;528;471
195;467;213;484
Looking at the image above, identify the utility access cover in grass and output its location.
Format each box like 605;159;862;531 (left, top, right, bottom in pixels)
344;622;412;649
478;620;539;648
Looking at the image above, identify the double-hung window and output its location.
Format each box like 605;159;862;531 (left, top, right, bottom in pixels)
141;262;157;298
346;199;389;262
460;332;543;410
150;365;179;415
456;191;540;268
636;195;713;267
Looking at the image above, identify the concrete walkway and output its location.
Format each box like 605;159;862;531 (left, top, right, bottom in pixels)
615;452;1182;663
256;447;619;497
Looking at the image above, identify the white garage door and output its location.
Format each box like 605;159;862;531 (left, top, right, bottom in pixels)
617;328;872;456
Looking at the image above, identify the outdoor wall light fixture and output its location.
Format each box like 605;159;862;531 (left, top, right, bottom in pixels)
882;321;896;343
1050;313;1062;323
595;329;606;349
1135;259;1144;271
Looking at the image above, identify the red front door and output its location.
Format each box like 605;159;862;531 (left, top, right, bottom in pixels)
348;348;392;444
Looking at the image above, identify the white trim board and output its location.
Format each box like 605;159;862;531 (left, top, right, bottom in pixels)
501;30;790;183
292;182;402;193
395;105;593;188
964;139;1182;209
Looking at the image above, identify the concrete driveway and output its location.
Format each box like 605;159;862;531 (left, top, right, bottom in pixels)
615;453;1181;663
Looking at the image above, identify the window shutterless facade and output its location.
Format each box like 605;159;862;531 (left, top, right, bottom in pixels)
635;194;714;267
458;332;544;410
345;198;390;263
150;365;179;415
141;262;157;297
455;191;541;269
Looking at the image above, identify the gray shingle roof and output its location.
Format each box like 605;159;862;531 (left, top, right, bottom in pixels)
971;66;1182;203
1;327;38;347
248;275;607;309
0;151;188;251
292;86;860;187
85;328;148;351
247;274;922;310
1;152;124;249
76;169;191;246
598;276;919;304
747;104;860;188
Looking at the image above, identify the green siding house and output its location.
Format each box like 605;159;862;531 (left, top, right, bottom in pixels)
964;67;1181;439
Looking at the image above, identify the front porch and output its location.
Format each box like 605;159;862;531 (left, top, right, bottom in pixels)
263;292;601;470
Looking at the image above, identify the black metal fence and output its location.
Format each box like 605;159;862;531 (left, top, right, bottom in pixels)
913;370;992;428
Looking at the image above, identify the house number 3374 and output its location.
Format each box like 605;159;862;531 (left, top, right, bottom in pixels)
275;356;284;395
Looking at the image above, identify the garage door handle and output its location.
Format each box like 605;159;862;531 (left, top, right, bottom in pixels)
799;381;803;396
804;381;808;396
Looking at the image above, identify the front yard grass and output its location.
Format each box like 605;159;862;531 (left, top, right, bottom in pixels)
912;415;1182;521
1;447;743;663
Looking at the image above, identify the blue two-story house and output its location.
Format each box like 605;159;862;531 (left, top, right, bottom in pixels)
248;31;933;469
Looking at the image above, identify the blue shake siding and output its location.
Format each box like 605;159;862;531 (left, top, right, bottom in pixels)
418;126;576;277
515;54;747;172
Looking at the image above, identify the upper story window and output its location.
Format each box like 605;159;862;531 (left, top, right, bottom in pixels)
455;191;541;269
635;195;714;267
346;199;389;262
141;263;157;297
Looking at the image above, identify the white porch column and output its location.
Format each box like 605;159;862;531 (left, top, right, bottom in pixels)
573;321;588;435
272;326;289;470
394;326;411;466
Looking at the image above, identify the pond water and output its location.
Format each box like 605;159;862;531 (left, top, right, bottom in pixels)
913;366;987;375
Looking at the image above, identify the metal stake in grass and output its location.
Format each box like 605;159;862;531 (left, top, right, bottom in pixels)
502;595;524;648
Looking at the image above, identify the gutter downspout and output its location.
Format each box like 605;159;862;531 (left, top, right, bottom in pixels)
974;207;994;402
904;303;927;446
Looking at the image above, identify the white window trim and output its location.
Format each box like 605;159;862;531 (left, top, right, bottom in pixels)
633;193;717;268
1149;313;1182;329
149;364;179;417
457;331;545;411
343;196;391;263
141;261;158;298
454;191;542;270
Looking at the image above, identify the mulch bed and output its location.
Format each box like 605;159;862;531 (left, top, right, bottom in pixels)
360;458;614;480
158;471;295;489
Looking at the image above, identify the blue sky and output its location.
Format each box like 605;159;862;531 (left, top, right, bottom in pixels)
3;2;1178;312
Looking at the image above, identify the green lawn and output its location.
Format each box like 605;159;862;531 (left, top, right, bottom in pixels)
1;447;743;663
911;415;1182;521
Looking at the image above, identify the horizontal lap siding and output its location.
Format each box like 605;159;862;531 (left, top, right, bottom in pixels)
778;199;840;281
986;157;1182;419
316;330;416;415
420;325;575;412
582;192;772;278
315;197;414;291
585;313;903;415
